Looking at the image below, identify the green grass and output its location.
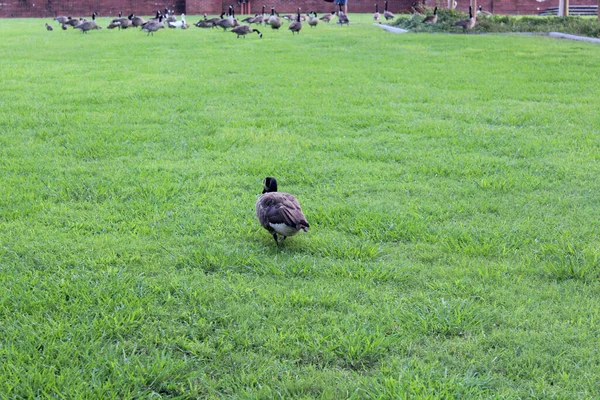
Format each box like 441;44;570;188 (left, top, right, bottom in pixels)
1;14;600;398
393;8;600;37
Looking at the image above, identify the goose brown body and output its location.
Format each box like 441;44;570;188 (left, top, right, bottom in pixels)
256;177;309;245
454;6;475;31
422;7;438;23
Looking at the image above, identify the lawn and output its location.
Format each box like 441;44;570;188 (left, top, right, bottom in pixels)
1;14;599;398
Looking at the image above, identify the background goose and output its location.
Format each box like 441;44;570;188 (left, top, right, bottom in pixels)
75;12;101;33
54;15;70;24
231;25;262;38
252;5;267;24
383;0;395;20
337;5;349;25
422;6;438;23
268;7;282;30
477;5;493;16
288;8;302;34
454;6;476;31
63;17;82;28
308;11;319;27
142;15;164;35
130;14;146;27
256;177;309;245
373;4;380;21
107;13;132;30
217;7;238;30
45;23;53;31
319;11;335;23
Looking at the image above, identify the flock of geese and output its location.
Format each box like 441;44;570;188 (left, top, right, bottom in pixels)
47;2;481;36
46;4;353;36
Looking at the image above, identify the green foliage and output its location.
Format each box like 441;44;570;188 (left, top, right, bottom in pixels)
393;8;600;37
1;14;600;398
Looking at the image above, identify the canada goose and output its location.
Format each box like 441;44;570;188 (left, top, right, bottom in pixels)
206;13;224;27
45;23;53;31
251;5;266;24
337;5;349;25
308;12;319;27
319;11;335;23
256;177;309;245
108;13;132;30
268;7;282;30
383;0;395;20
288;8;302;34
168;13;187;28
165;9;177;24
196;13;215;28
242;14;257;23
477;5;493;16
54;15;70;24
63;17;82;28
75;12;101;33
61;23;67;30
217;6;238;30
231;25;262;38
373;4;381;21
142;15;164;35
454;6;475;32
422;6;438;23
130;14;146;27
147;10;162;23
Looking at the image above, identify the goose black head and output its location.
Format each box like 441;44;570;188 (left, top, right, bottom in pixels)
128;13;134;19
262;177;278;193
255;29;263;38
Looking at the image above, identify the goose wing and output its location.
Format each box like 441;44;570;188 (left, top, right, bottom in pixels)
256;193;309;231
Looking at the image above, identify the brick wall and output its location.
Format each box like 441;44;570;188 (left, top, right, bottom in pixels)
0;0;596;17
0;0;179;18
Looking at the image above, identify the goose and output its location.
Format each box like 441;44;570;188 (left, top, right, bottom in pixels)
168;13;187;28
319;11;335;23
308;11;319;27
216;7;238;30
148;10;162;23
422;6;438;23
231;25;262;38
54;15;70;24
373;3;380;21
142;15;165;35
383;0;395;20
267;7;282;30
337;5;349;25
206;13;224;27
288;8;302;34
45;23;53;31
63;17;83;28
251;5;267;24
242;14;258;23
108;13;133;30
75;12;101;33
477;5;493;16
256;177;309;245
61;23;67;30
130;14;147;27
454;6;475;32
164;9;177;24
195;13;216;28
